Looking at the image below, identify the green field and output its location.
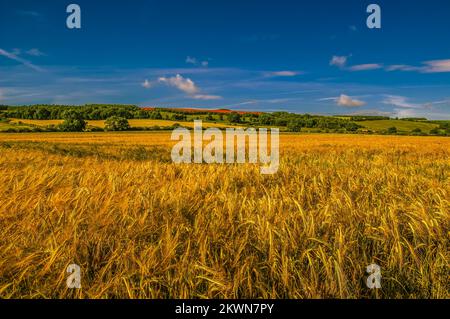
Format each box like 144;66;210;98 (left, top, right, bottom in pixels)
355;120;439;132
0;120;34;130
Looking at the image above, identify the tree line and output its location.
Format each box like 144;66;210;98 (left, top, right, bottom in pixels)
2;104;162;120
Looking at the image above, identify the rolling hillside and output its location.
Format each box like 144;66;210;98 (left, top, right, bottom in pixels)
355;120;439;133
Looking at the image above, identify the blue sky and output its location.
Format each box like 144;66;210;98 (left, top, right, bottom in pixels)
1;0;449;119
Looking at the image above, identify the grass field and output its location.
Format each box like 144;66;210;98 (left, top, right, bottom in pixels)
356;120;439;132
0;132;448;299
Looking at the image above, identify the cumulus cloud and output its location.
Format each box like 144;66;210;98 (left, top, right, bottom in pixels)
0;48;44;72
330;55;348;68
146;74;222;99
158;74;199;94
336;94;366;107
349;64;383;71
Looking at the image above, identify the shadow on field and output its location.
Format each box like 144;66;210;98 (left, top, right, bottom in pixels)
0;141;172;162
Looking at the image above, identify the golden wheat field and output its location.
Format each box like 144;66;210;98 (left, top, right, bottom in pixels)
0;132;448;299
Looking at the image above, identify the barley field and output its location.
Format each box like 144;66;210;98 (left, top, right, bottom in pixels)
0;132;448;299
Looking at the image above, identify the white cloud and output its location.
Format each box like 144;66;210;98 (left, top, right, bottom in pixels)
383;96;450;119
386;59;450;73
186;56;197;65
214;100;258;108
422;59;450;73
26;48;46;57
330;55;348;68
142;79;152;89
386;64;422;72
144;73;222;99
349;64;383;71
192;94;222;100
0;48;44;72
337;94;366;107
332;55;450;74
317;97;338;101
329;55;382;71
382;95;421;109
158;74;199;94
346;109;393;117
392;108;424;118
186;56;209;67
268;71;299;77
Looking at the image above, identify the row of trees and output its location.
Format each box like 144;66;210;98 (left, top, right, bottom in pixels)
2;104;185;122
4;104;140;120
251;112;362;132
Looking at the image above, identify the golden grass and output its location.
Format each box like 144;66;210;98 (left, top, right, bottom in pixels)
0;132;448;299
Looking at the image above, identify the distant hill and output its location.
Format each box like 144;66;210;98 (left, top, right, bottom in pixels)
354;120;439;133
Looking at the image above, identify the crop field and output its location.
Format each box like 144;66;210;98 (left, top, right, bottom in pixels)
0;132;448;299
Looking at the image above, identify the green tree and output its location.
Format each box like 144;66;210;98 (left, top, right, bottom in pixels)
59;110;86;132
227;112;242;123
171;113;187;121
287;120;303;132
149;111;162;119
345;122;361;132
258;113;273;125
387;127;398;134
105;116;130;131
429;128;440;135
35;108;51;120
